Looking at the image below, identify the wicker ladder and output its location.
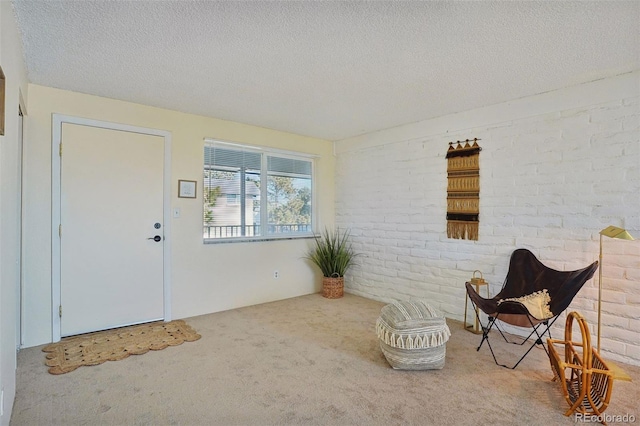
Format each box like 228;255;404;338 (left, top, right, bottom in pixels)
547;311;614;424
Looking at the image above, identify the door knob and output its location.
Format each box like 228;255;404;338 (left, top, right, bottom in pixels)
147;235;162;242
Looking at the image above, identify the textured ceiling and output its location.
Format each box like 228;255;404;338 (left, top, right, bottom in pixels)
12;1;640;141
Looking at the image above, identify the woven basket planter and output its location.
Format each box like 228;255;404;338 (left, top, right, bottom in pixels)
322;276;344;299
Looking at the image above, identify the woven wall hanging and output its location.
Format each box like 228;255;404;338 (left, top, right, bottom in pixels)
446;139;481;240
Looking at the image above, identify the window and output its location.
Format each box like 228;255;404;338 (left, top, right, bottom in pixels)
203;140;314;241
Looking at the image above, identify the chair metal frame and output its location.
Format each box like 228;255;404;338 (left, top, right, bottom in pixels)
468;293;560;369
466;249;598;369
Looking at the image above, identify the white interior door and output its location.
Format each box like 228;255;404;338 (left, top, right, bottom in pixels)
59;123;165;337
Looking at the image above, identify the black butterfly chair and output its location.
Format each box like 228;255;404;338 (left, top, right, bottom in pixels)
466;249;598;369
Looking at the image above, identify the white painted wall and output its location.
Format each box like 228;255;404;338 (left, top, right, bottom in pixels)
22;85;335;348
0;2;29;424
335;72;640;366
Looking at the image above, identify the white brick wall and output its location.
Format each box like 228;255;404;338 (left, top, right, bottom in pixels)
335;72;640;366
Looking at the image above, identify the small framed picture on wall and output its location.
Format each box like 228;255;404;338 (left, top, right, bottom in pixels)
178;180;197;198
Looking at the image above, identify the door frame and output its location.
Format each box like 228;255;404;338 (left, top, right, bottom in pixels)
18;100;25;348
51;114;172;342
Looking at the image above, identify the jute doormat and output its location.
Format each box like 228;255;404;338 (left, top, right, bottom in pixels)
42;320;201;375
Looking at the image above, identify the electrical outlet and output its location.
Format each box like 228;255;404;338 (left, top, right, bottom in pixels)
273;270;279;279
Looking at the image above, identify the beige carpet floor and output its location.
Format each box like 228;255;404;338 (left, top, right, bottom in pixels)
10;293;640;425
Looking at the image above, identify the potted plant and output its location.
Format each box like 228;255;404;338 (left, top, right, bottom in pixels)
305;227;358;299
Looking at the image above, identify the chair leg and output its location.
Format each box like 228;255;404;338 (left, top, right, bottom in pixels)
500;323;538;345
491;319;512;344
476;317;493;351
469;300;493;351
502;317;557;346
491;315;559;369
468;302;506;368
466;308;561;370
467;297;546;369
528;317;558;359
475;317;505;367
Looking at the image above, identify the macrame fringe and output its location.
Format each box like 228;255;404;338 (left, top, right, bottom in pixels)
447;220;478;240
375;323;451;349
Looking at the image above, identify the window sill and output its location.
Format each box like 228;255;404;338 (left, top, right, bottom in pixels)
204;234;316;244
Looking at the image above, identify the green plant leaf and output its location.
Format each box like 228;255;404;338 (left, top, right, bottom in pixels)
304;227;358;277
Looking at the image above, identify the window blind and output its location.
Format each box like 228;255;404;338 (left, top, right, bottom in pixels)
267;156;312;177
204;145;261;171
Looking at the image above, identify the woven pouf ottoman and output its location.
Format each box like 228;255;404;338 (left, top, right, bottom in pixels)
376;299;451;370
